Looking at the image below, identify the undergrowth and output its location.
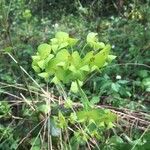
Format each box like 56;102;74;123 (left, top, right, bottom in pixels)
0;0;150;150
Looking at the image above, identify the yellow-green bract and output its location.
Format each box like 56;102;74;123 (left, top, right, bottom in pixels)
32;32;115;84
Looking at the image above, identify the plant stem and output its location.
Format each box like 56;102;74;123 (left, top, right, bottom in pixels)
76;80;91;110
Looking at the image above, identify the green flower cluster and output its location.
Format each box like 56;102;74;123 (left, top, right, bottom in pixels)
32;32;113;84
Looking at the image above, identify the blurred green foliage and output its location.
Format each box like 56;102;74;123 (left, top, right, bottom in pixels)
0;0;150;149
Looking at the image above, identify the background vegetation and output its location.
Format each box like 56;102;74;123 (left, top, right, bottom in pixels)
0;0;150;149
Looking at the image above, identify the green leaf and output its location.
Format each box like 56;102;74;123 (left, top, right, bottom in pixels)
58;111;67;129
45;54;54;63
138;70;149;78
55;32;69;41
51;36;69;52
68;38;78;46
51;38;58;44
77;108;116;128
69;113;78;123
56;61;66;67
93;44;111;68
71;70;86;81
70;80;83;93
86;32;105;50
37;43;51;59
146;87;150;92
51;76;60;84
64;98;73;108
142;78;150;87
80;65;90;72
70;81;78;93
91;65;99;72
93;42;105;50
90;96;100;104
99;122;105;127
109;135;124;144
51;122;61;137
71;51;81;67
51;44;59;53
32;55;41;67
32;65;41;73
82;51;94;65
96;42;105;49
87;32;98;44
38;72;49;80
55;68;71;83
22;9;32;19
107;55;117;62
0;101;11;118
56;49;70;61
69;65;77;73
77;108;102;123
37;60;45;70
111;83;121;92
38;104;50;114
107;122;115;129
45;59;58;75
